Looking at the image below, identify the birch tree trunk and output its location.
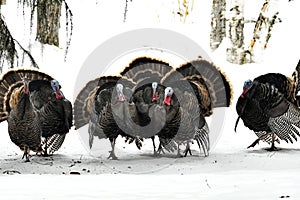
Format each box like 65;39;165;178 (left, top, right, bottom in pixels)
210;0;226;50
36;0;62;47
226;0;246;64
248;0;281;62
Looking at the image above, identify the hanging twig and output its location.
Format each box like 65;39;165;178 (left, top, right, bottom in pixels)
0;15;18;70
62;0;73;61
0;14;38;72
14;39;38;68
123;0;132;22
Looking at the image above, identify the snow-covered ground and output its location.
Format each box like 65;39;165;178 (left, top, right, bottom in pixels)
0;0;300;199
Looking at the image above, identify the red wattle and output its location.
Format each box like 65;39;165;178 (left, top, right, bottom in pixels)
55;91;64;100
240;89;248;98
163;95;171;106
118;95;126;102
152;92;158;102
24;87;29;94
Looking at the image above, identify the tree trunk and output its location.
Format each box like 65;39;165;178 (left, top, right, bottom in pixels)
210;0;226;50
36;0;62;47
248;0;280;62
226;0;247;65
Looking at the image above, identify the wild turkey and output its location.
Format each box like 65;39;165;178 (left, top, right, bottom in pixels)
120;57;179;155
131;81;180;155
28;79;73;155
235;60;300;150
74;76;143;160
0;69;53;161
160;59;232;156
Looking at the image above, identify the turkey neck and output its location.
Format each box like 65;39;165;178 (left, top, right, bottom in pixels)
235;82;258;132
12;93;33;120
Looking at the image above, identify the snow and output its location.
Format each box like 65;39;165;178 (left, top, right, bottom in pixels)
1;0;300;199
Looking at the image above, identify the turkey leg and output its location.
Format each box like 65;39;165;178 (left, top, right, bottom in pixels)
107;138;118;160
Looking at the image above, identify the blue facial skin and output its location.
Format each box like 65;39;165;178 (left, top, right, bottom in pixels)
243;79;253;90
51;80;60;90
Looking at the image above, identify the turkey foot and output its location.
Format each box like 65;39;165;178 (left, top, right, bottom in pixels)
156;143;165;155
151;137;159;157
183;142;193;157
107;150;118;160
107;139;118;160
22;147;31;162
266;143;278;151
22;153;30;162
266;133;278;151
183;148;192;157
176;145;184;158
42;151;49;157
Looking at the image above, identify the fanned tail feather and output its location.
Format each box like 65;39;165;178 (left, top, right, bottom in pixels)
13;69;53;81
188;60;232;108
162;59;232;108
74;78;100;129
0;69;53;123
97;76;135;92
120;57;173;85
292;59;300;95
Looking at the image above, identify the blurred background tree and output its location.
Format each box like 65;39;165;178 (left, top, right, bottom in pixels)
210;0;283;64
0;0;72;71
